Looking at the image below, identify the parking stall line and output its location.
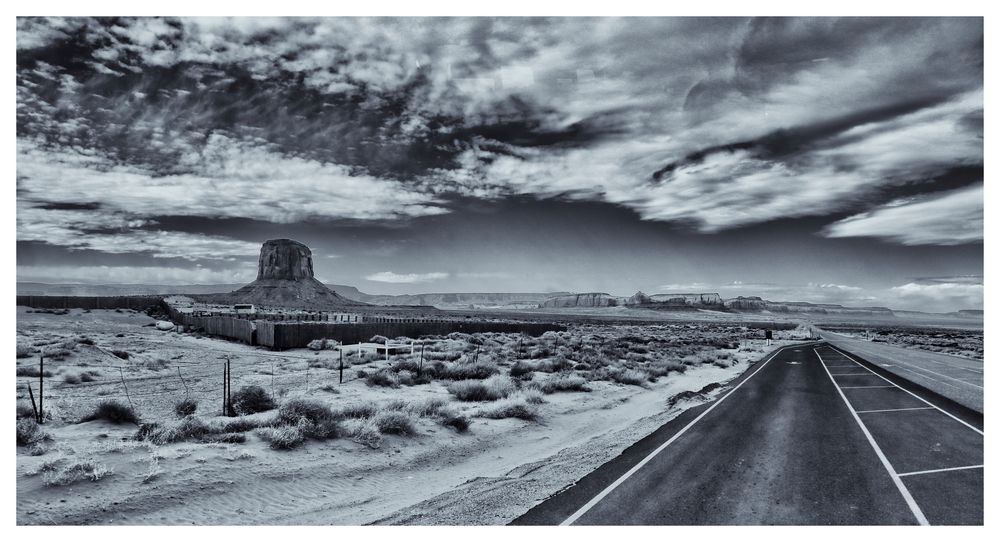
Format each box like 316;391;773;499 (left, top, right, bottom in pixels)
831;373;879;376
897;465;983;478
814;348;929;526
825;346;983;436
855;407;936;414
840;385;896;389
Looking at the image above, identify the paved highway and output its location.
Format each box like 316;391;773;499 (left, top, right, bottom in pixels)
819;331;983;413
513;343;983;525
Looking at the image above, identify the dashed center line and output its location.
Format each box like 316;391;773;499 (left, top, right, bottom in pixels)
855;407;935;414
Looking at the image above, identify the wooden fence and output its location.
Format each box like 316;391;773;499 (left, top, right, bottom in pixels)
254;320;566;350
17;295;164;311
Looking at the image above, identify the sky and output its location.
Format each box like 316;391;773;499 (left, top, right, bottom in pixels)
15;17;983;312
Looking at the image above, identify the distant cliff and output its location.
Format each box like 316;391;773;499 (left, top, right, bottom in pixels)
332;288;571;309
723;296;894;316
540;293;620;308
540;291;725;309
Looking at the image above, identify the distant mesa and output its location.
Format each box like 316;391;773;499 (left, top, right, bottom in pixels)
206;239;364;310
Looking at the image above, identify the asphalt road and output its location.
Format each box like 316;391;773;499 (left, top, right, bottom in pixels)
819;331;983;413
513;343;983;525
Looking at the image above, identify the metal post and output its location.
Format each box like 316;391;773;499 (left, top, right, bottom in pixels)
26;383;38;422
38;356;44;424
339;348;344;384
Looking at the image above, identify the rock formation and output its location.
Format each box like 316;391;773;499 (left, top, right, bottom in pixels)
256;239;315;280
215;239;363;309
540;293;619;308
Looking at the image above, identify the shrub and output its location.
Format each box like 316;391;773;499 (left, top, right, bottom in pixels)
366;371;400;388
538;374;590;394
174;398;198;417
111;350;130;360
15;366;53;378
339;402;377;419
256;425;306;450
509;361;535;379
79;371;100;382
81;400;139;424
276;399;339;440
411;397;449;417
478;397;538;421
369;335;389;344
16;401;36;419
447;375;516;402
43;460;112;486
230;385;275;415
347;421;383;449
440;413;470;433
521;388;547;404
440;361;499;380
16;343;30;358
77;337;95;346
17;418;48;446
372;411;416;435
63;373;81;385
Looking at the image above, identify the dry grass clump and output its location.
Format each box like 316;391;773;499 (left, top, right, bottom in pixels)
477;396;539;421
256;425;306;450
536;374;590;394
16;343;31;358
17;418;49;446
174;398;197;417
365;370;400;388
81;400;140;424
597;367;648;387
63;371;98;384
372;411;416;435
16;401;36;419
15;366;53;378
447;375;516;401
230;385;275;415
439;360;500;380
42;459;113;486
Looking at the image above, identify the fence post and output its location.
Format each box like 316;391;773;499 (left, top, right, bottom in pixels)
38;356;44;424
222;361;228;416
177;366;190;396
419;344;425;377
339;348;344;385
26;383;39;422
118;367;134;413
227;359;233;416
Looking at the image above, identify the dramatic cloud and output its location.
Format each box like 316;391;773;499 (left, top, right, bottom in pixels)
824;184;983;245
17;265;254;285
364;271;450;284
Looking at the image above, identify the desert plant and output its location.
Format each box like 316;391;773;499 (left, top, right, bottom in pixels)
372;411;416;435
174;398;198;417
16;343;30;358
43;459;112;486
16;401;36;419
17;418;48;446
439;361;500;380
63;373;81;385
276;399;339;440
440;412;470;433
256;425;306;450
229;385;275;415
365;370;400;388
537;374;590;394
15;366;53;378
447;375;516;402
338;402;378;419
81;400;139;424
477;397;538;421
111;350;130;360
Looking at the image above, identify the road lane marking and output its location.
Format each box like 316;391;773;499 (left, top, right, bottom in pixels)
558;343;805;525
824;346;983;436
855;407;936;414
822;340;982;388
815;348;929;526
840;385;896;389
897;464;984;477
830;373;880;376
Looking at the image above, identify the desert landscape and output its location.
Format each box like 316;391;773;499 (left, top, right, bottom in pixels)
16;302;810;525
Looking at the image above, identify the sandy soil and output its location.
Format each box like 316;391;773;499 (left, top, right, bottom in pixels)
16;307;796;525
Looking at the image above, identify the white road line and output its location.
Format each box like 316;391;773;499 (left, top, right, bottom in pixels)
830;373;881;376
825;346;983;437
897;464;984;477
558;343;804;525
840;385;896;389
814;348;929;526
889;365;963;390
856;407;936;414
